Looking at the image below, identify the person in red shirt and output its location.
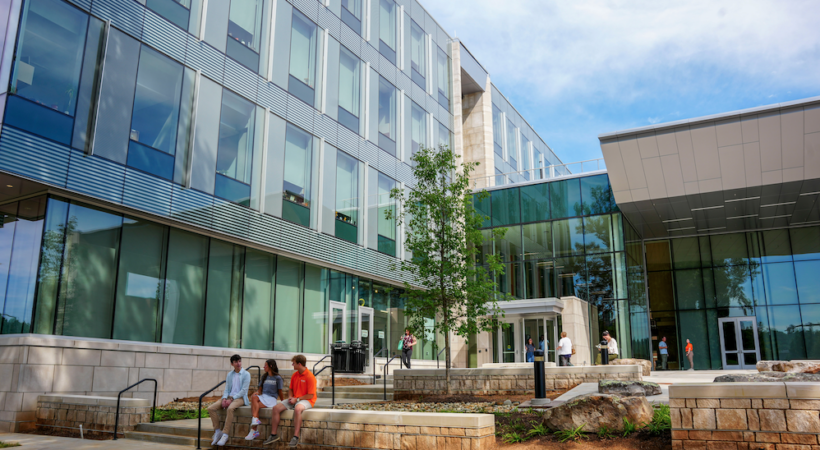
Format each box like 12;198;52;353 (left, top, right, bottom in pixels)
685;339;694;371
267;354;316;447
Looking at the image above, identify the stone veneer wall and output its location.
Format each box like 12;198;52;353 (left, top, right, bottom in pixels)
670;382;820;450
393;365;642;399
216;407;495;450
0;334;439;432
36;394;151;433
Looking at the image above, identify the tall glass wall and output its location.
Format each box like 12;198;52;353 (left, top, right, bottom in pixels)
0;195;425;357
475;174;647;360
646;227;820;368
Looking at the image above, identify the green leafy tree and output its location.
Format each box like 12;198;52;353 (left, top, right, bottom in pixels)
387;144;510;393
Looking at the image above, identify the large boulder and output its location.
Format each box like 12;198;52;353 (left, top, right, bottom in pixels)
714;372;820;383
598;380;662;397
608;358;651;376
756;361;782;372
756;360;820;373
542;393;653;432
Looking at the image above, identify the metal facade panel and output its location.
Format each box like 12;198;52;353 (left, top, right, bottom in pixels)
336;124;359;157
425;94;438;118
67;0;92;12
377;150;396;178
142;9;187;64
318;6;340;38
123;169;172;216
92;0;145;40
339;22;361;56
212;198;250;239
396;71;411;94
276;216;316;254
248;213;281;248
411;83;425;107
360;139;379;166
224;58;259;103
286;96;315;133
290;0;319;23
379;54;397;85
360;42;380;68
170;186;214;229
0;127;69;187
314;113;338;147
257;80;288;119
397;161;415;188
66;151;125;204
185;36;225;84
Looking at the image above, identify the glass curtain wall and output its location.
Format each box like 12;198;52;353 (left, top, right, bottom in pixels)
492;105;503;157
410;20;425;88
340;0;362;34
410;101;426;162
147;0;204;33
227;0;264;70
289;10;319;105
282;124;313;227
378;0;396;64
335;152;359;244
506;119;517;170
216;90;256;205
378;77;397;156
436;47;450;110
520;134;531;181
338;46;361;132
377;173;397;256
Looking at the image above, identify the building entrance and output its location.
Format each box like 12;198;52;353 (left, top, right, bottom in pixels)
718;317;760;370
497;316;558;363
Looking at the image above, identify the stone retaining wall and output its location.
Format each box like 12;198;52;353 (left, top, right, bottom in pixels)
670;382;820;450
393;365;642;398
35;394;151;433
216;407;495;449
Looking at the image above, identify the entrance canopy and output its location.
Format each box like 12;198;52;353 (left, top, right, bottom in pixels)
495;298;564;317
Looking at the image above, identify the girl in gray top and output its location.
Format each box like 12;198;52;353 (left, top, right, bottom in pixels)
246;359;283;441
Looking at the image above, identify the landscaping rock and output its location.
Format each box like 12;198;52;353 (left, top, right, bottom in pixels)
714;372;820;382
542;393;653;432
608;358;651;376
598;380;661;397
756;361;782;372
756;360;820;373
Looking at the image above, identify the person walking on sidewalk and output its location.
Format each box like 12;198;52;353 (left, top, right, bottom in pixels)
209;354;250;447
685;339;694;370
557;332;573;366
401;329;417;369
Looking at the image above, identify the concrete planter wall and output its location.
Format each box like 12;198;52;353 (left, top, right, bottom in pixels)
36;394;151;434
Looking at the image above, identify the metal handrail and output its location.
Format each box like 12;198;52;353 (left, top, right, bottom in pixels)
313;356;335;407
373;348;388;383
113;378;157;440
383;355;400;400
246;365;262;383
196;380;226;449
436;347;447;369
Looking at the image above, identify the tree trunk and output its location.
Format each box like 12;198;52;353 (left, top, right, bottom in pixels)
445;331;451;395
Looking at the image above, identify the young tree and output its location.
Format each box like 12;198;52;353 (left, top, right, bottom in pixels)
387;144;511;393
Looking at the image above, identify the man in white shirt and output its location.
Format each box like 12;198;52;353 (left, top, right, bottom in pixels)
603;331;618;362
556;331;573;367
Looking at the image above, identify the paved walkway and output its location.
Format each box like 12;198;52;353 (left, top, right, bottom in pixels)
0;433;187;450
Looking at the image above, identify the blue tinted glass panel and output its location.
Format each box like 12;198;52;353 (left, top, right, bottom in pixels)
768;305;806;360
790;227;820;261
550;178;582;219
379;133;396;157
714;265;753;308
340;7;361;34
473;194;492;228
491;188;520;227
580;174;612;215
378;235;396;256
763;262;798;306
801;304;820;359
379;40;396;65
217;91;255;184
227;35;260;71
5;96;73;145
131;47;184;155
282;200;310;227
127;140;175;180
146;0;190;29
215;173;251;206
338;106;359;133
289;75;315;106
795;260;820;304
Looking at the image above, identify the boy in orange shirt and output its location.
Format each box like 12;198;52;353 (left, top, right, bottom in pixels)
267;354;316;447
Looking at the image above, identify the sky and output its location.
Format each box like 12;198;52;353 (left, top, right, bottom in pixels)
422;0;820;165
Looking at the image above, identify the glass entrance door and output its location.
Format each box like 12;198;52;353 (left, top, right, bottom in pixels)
358;306;374;369
718;317;760;370
522;318;544;362
545;318;556;363
501;322;517;362
329;301;347;349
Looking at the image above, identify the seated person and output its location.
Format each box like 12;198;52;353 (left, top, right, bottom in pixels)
209;354;250;447
266;355;316;447
245;359;283;440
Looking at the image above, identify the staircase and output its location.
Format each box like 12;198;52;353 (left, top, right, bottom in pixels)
319;379;394;402
125;420;213;448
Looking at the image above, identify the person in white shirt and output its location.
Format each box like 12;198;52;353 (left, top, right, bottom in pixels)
556;331;573;367
603;331;619;362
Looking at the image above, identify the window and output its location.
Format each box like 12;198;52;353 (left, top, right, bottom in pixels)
289;10;319;105
438;121;451;149
379;0;396;64
378;76;397;156
410;20;425;88
8;0;91;144
533;148;543;179
341;0;362;35
282;124;313;227
338;46;361;132
146;0;195;30
520;134;531;180
335;152;359;244
492;105;503;157
506;119;517;169
216;91;256;205
127;47;185;180
491;188;520;227
377;173;396;256
227;0;264;70
436;47;450;110
410;102;426;161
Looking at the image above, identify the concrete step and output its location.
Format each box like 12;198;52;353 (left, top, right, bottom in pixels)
125;430;212;448
135;422;205;438
321;384;393;393
317;391;392;400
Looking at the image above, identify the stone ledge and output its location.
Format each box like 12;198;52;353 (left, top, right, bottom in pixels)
37;394;151;407
670;383;820;400
393;365;641;377
217;407;494;428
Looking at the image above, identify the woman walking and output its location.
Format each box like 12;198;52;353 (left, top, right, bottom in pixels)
525;337;535;362
246;359;284;440
557;332;573;366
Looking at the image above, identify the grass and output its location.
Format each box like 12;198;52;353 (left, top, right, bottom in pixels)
152;409;209;422
622;418;638;436
554;423;587;443
596;425;614;439
645;404;672;435
501;432;527;444
0;442;21;448
526;423;550;438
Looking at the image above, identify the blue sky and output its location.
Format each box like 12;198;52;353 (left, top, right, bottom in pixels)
423;0;820;164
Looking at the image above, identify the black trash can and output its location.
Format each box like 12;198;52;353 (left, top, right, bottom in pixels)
350;340;367;373
332;342;350;372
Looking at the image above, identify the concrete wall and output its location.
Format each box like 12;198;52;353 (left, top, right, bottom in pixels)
559;296;593;365
36;394;151;434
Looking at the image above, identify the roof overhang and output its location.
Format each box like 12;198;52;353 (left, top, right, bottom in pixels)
491;298;564;316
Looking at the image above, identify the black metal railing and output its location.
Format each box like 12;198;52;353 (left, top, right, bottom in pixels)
246;365;262;383
383;355;400;400
373;348;388;383
436;348;446;369
313;355;335;406
113;378;157;440
196;380;226;450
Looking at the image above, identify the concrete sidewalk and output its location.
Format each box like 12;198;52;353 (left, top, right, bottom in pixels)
0;433;189;450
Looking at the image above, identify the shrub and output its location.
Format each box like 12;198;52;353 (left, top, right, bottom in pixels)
526;423;550;438
622;418;637;436
501;432;527;443
554;423;587;443
645;404;672;435
597;425;614;439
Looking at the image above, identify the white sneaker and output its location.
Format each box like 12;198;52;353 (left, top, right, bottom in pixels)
251;417;262;426
245;429;260;440
211;429;223;446
217;434;229;446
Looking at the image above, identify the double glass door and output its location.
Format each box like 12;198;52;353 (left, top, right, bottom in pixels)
499;316;557;363
329;302;374;369
718;317;760;370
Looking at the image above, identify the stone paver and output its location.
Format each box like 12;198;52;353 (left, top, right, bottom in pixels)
0;433;188;450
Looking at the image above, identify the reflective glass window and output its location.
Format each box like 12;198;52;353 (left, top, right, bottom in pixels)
550;178;582;219
243;249;275;350
492;105;503;157
474;194;491;228
282;124;313;227
763;262;798;306
162;229;208;345
580;174;612;215
520;184;549;223
146;0;192;30
410;20;425;88
227;0;264;70
289;10;318;105
583;214;613;254
377;173;396;256
555;256;585;298
675;269;704;309
497;263;523;299
275;257;303;352
761;229;792;263
204;240;244;348
340;0;361;34
714;265;754;308
496;226;522;262
526;260;555;299
801;303;820;359
335;152;359;243
32;197;68;334
378;0;396;63
645;240;672;272
520;134;530;180
586;253;613;302
795;260;820;304
302;265;327;353
522;222;552;260
647;271;675;311
491;188;520;227
711;233;748;266
790;227;820;261
553;218;584;257
216;90;255;205
410;101;426;160
506;119;517;169
338;46;360;131
436;47;450;110
768;305;806;360
533;148;543;179
438;121;451;149
672;237;701;270
378;77;397;155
